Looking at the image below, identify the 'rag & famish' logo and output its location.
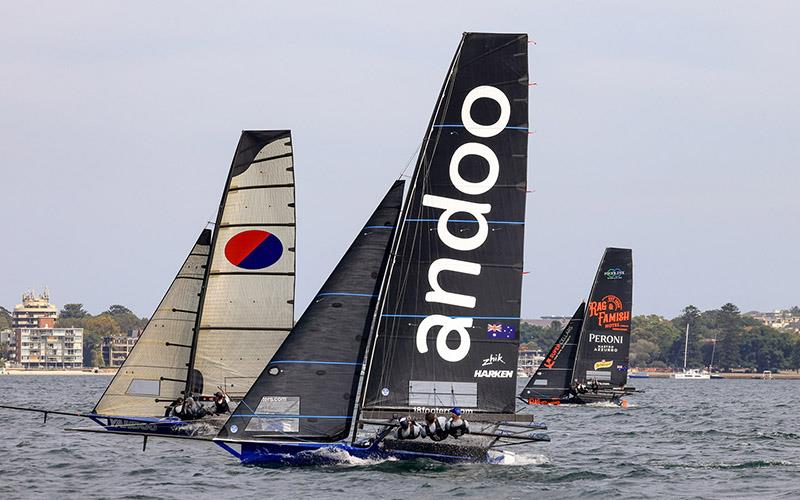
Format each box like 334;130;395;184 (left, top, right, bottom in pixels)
588;295;630;332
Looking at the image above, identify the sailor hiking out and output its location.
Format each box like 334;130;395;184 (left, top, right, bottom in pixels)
423;412;450;442
395;416;424;440
446;407;470;438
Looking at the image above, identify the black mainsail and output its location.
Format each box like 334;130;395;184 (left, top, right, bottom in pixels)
572;248;633;389
94;229;211;416
361;33;529;415
187;131;296;398
518;303;585;403
217;182;404;442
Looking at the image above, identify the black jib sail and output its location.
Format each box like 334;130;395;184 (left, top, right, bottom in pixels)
572;248;633;388
187;131;296;398
518;303;585;402
361;33;529;415
94;229;211;416
216;182;404;442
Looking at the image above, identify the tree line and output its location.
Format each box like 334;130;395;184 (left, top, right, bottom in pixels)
521;303;800;372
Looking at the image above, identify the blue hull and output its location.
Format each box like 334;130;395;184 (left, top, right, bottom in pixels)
218;440;506;465
90;415;194;436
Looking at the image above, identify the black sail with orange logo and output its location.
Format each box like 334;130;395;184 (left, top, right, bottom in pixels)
572;248;633;388
360;33;529;415
519;303;585;402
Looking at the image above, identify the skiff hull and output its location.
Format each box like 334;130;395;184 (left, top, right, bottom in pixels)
217;440;516;465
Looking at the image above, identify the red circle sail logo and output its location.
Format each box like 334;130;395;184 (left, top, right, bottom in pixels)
224;230;283;270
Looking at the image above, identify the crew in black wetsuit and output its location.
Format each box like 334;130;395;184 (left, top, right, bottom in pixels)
165;397;184;418
212;391;230;414
423;412;449;441
180;395;207;420
395;416;423;440
446;407;470;438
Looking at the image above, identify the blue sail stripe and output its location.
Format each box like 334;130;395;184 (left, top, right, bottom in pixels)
381;314;521;320
364;225;395;229
316;292;376;298
432;124;528;131
269;360;363;366
237;414;352;419
406;218;524;225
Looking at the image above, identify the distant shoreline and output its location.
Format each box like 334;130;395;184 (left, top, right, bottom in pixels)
0;369;116;376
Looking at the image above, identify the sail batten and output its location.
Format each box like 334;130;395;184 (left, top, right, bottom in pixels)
187;130;296;398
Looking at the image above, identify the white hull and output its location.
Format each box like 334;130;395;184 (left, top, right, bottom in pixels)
672;370;711;380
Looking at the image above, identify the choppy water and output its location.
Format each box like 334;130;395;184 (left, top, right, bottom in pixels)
0;376;797;499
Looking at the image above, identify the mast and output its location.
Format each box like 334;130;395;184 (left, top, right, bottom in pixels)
684;324;689;370
356;35;467;426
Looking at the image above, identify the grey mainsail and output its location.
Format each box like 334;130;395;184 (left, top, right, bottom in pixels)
187;131;296;398
93;229;211;416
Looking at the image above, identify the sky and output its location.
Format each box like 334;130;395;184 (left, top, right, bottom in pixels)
1;1;798;320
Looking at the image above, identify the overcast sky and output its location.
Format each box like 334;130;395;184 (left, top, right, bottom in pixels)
1;1;797;319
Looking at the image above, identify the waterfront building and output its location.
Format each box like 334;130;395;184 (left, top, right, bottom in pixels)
747;309;800;333
518;346;545;376
14;317;84;369
101;332;139;367
12;289;58;329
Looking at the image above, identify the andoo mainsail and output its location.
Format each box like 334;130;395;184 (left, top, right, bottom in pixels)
1;131;297;440
214;32;549;465
520;248;635;405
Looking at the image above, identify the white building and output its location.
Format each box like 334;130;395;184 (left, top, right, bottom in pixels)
15;323;84;369
12;289;58;329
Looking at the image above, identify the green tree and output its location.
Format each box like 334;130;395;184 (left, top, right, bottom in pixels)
631;315;682;367
520;320;563;350
104;304;147;333
60;303;88;320
0;307;11;330
715;303;743;370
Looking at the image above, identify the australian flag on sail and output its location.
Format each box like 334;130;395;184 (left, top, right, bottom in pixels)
487;323;516;340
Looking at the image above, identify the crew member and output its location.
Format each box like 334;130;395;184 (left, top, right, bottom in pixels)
395;416;423;440
423;412;449;442
165;397;184;418
212;391;231;415
180;395;206;420
446;407;470;438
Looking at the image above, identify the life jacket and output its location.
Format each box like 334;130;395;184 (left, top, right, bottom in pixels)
396;419;422;440
425;417;449;442
447;418;469;438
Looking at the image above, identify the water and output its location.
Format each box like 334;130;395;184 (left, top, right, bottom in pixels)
1;376;798;499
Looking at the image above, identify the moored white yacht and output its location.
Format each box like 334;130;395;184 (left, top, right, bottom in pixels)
672;324;711;380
